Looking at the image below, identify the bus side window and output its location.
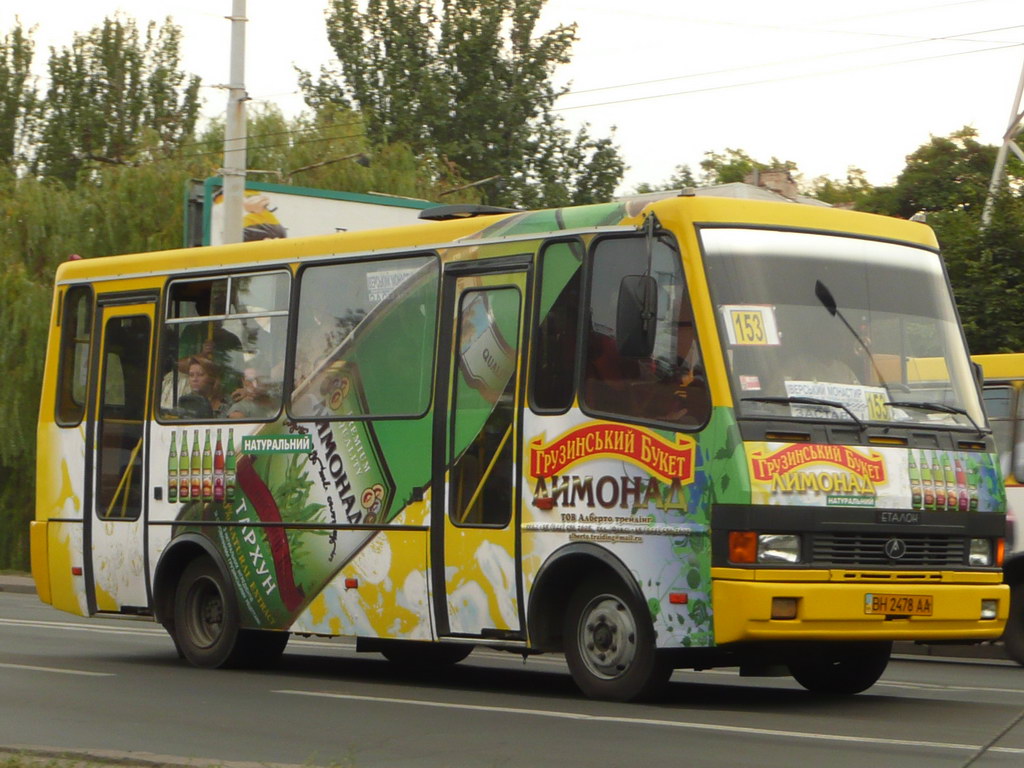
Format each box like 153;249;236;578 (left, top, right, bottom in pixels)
158;272;290;422
581;235;709;428
56;285;94;426
1014;385;1024;483
982;384;1016;482
530;240;582;412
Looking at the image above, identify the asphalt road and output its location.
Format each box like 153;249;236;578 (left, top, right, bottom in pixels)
2;589;1024;768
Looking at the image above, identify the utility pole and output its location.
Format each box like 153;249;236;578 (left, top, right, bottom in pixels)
221;0;248;244
982;56;1024;227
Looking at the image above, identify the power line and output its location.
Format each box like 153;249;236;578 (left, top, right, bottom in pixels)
173;118;367;154
555;40;1024;113
560;24;1024;99
137;129;369;167
819;0;1000;25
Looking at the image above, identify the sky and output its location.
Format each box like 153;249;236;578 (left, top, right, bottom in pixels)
3;0;1024;194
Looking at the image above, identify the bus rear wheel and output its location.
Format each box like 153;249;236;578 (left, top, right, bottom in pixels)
173;557;242;668
563;576;670;701
788;641;892;695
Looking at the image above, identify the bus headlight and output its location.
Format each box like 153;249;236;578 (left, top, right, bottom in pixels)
758;534;801;564
968;538;992;566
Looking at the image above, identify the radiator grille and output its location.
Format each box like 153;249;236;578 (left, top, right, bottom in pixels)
811;533;966;567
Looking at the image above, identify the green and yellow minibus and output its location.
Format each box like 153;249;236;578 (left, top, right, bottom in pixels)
31;192;1008;700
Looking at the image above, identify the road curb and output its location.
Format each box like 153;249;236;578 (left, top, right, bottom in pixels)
0;745;318;767
0;575;35;594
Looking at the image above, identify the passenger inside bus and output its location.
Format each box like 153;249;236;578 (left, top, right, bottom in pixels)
583;282;708;426
179;356;230;419
227;365;280;420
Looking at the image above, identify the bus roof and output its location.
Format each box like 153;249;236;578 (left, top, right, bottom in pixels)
53;194;938;286
974;353;1024;382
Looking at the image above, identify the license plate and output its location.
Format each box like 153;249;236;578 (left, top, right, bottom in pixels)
864;593;933;616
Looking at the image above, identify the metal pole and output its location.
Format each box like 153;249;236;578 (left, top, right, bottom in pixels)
222;0;248;244
982;55;1024;227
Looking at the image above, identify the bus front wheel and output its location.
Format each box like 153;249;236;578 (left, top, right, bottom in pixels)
563;575;670;701
788;641;892;695
173;557;242;668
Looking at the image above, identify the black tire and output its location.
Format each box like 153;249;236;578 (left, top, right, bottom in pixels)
788;642;892;695
563;575;671;701
1002;581;1024;666
379;641;473;668
173;557;243;668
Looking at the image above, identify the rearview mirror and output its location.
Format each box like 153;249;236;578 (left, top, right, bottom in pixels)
616;275;658;358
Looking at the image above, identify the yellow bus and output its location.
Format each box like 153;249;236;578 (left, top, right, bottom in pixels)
973;352;1024;664
31;193;1008;700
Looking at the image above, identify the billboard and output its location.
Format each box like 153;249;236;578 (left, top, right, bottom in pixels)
185;177;439;247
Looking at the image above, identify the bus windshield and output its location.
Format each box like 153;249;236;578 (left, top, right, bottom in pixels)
702;227;985;429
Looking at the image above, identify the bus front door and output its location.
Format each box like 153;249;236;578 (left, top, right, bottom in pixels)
431;262;529;640
85;297;156;614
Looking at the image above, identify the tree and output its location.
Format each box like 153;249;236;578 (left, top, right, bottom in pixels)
300;0;624;207
0;21;36;170
855;129;1024;353
858;127;1009;219
699;149;798;186
632;164;697;194
809;167;873;207
32;15;201;186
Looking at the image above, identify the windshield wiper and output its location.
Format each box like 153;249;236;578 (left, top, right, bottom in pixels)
884;400;984;435
742;396;864;430
814;280;892;396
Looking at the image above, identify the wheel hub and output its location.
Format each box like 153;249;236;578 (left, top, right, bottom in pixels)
187;577;224;649
578;595;637;680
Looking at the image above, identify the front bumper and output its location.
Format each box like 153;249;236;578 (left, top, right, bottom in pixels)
711;569;1008;645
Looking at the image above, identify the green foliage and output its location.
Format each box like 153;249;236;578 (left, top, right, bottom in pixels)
809;167;873;207
632;164;697;194
0;263;49;569
699;148;798;186
32;15;200;187
930;195;1024;354
858;127;1012;218
301;0;624;207
205;104;473;202
0;21;37;169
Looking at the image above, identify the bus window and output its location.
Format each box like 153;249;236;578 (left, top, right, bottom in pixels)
581;235;708;427
97;315;151;520
56;285;93;425
290;254;438;419
1015;387;1024;483
158;271;290;422
530;240;582;412
705;228;984;428
450;287;520;527
983;385;1015;481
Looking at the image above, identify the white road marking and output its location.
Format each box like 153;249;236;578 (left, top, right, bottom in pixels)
877;680;1024;695
272;689;1024;755
0;662;114;677
0;617;164;637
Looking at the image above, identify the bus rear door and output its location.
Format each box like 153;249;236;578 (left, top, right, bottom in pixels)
431;260;529;640
85;295;157;614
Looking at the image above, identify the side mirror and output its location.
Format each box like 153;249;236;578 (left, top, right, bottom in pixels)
616;275;658;358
